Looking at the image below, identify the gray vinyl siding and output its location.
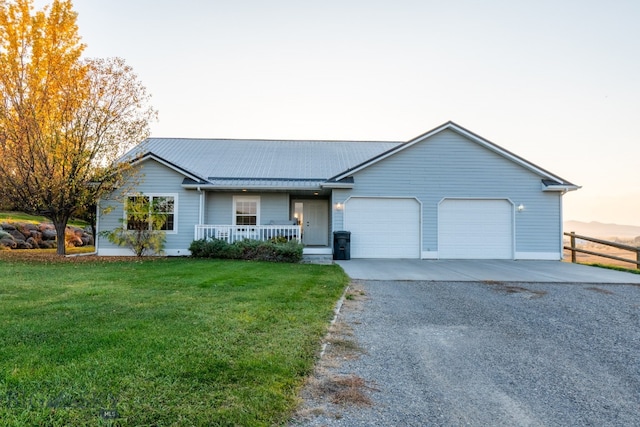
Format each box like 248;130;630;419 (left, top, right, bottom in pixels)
332;129;562;255
205;192;291;225
97;159;200;254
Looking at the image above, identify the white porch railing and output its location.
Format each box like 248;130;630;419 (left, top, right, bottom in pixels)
194;225;301;243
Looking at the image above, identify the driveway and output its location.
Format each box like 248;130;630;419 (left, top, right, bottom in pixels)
292;263;640;426
336;259;640;283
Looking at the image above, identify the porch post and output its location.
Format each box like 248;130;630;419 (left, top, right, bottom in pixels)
198;187;205;224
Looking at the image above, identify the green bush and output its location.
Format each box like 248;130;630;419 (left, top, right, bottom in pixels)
189;238;303;263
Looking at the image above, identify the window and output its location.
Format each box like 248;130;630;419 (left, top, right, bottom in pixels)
126;194;176;232
233;196;260;226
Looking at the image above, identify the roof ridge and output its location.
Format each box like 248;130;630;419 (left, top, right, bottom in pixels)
208;177;327;181
146;137;402;144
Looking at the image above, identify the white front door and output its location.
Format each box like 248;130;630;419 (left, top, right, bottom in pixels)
296;200;329;246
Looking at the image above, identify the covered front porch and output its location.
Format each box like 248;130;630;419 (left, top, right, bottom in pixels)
189;183;335;256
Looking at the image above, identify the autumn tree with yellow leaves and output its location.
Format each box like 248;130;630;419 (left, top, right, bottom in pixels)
0;0;156;254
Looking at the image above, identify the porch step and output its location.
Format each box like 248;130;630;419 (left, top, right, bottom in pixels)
301;254;334;265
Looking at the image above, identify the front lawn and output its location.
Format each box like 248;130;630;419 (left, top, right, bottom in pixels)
0;257;348;426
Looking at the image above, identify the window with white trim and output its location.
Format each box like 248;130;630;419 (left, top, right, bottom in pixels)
233;196;260;226
126;194;176;232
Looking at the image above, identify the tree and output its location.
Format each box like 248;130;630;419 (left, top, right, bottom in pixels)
0;0;156;255
101;194;167;257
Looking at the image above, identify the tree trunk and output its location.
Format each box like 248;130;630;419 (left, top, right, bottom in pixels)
54;219;68;256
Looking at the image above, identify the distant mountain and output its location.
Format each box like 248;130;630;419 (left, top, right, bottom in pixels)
564;221;640;239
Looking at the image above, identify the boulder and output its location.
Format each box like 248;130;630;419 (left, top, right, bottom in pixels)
81;235;94;246
26;237;40;249
7;229;28;241
1;223;16;231
22;223;38;231
41;228;57;240
0;237;16;249
39;240;56;249
14;239;32;249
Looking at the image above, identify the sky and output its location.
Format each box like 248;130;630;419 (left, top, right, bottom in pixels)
61;0;640;225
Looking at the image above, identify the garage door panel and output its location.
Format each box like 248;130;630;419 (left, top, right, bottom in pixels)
439;199;513;259
345;198;420;259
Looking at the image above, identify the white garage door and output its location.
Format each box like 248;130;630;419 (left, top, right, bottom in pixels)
344;198;420;258
438;199;513;259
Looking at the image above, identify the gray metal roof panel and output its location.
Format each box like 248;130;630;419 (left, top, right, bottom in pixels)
128;138;401;181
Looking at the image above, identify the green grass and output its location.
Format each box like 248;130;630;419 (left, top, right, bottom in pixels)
587;263;640;274
0;258;349;426
0;211;89;228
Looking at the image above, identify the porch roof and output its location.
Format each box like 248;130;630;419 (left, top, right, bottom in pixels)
182;177;326;190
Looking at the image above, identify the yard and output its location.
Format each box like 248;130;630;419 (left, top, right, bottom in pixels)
0;256;348;426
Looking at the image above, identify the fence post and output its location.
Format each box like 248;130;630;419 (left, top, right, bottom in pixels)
636;248;640;270
570;232;576;264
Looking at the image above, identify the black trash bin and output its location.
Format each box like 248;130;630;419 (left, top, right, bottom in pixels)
333;231;351;260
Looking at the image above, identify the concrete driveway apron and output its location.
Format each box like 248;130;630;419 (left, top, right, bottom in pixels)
335;259;640;283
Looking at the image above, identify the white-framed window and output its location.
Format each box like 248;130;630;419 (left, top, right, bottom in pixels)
125;194;177;233
233;196;260;226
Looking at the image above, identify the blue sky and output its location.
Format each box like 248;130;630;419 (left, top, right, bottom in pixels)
69;0;639;225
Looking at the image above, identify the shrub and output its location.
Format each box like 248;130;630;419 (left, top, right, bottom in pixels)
189;239;303;263
99;194;167;257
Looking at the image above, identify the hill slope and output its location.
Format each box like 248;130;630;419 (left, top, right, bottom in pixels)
564;221;640;239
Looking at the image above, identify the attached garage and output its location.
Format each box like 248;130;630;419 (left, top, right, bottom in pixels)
344;197;420;258
438;199;514;259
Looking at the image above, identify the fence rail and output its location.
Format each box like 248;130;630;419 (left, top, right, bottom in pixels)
195;225;301;244
563;232;640;269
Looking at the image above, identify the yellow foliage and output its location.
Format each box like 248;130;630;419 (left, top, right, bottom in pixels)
0;0;157;255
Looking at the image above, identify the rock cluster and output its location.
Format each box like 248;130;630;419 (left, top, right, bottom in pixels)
0;222;94;250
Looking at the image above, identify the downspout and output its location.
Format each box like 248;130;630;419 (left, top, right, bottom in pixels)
95;198;101;255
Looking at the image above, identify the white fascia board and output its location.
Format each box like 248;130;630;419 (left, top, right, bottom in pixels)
541;183;581;192
321;182;354;189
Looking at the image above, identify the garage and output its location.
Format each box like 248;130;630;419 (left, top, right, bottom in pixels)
344;197;420;258
438;199;514;259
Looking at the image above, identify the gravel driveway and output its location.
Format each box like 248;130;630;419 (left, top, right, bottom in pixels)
292;280;640;426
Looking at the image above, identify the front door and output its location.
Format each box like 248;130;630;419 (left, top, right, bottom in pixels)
294;200;329;246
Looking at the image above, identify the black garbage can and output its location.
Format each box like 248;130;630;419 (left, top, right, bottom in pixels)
333;231;351;260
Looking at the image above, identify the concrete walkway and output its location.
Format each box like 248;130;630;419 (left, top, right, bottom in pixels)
335;259;640;283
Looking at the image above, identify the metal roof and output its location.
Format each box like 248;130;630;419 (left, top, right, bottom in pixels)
128;138;401;181
124;123;578;191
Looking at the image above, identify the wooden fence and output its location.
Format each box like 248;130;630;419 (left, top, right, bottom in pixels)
564;232;640;269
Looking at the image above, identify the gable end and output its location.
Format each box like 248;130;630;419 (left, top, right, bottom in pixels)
329;121;578;190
